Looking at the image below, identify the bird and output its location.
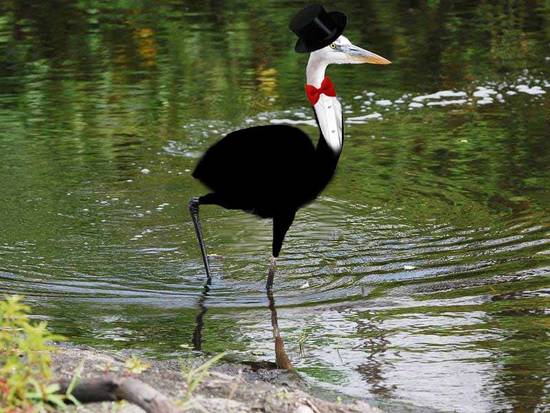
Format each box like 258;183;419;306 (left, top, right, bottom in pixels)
189;5;390;288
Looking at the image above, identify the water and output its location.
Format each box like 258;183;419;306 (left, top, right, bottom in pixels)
1;1;549;412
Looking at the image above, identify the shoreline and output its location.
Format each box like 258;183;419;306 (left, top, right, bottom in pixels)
52;343;380;413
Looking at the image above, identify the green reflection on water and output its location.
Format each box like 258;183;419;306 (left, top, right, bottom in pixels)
0;1;549;412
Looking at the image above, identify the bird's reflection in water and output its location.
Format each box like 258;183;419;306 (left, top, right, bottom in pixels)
191;267;293;370
192;282;209;351
266;265;293;370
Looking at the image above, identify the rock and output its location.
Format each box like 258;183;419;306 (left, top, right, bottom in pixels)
294;405;315;413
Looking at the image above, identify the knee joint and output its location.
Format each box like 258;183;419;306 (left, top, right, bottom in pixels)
189;197;200;213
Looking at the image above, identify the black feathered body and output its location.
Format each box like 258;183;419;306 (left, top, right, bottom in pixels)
192;124;340;219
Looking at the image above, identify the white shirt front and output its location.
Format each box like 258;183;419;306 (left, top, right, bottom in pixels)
314;94;343;154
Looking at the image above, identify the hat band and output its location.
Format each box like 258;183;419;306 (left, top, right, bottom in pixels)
312;17;334;37
302;27;338;50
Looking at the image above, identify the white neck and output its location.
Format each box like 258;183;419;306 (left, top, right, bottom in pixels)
306;55;328;88
305;55;343;154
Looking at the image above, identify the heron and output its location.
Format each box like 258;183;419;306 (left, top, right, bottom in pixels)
188;5;390;369
189;4;390;288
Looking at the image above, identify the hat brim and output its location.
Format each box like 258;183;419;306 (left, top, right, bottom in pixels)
294;11;347;53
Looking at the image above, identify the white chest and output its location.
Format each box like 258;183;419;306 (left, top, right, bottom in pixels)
314;94;343;153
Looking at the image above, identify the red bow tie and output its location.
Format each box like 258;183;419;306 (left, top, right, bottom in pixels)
305;76;336;105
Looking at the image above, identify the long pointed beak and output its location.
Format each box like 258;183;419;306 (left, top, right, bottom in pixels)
346;44;391;65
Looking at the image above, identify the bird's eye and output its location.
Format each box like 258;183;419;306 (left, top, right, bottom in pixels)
330;43;336;49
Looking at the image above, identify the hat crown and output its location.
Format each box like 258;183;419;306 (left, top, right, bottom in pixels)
289;5;347;53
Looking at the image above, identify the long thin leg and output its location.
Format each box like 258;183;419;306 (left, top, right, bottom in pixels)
272;211;297;260
267;212;296;369
189;196;212;284
268;211;296;292
267;265;293;370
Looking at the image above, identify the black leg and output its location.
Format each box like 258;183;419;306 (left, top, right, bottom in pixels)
189;196;212;284
272;210;296;258
268;211;295;291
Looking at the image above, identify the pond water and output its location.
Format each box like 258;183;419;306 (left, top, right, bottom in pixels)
0;1;549;412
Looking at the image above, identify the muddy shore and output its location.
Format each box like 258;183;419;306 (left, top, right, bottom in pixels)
52;343;380;413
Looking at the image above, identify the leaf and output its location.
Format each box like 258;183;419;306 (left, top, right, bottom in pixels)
45;383;61;394
124;356;151;374
66;359;84;397
46;393;67;408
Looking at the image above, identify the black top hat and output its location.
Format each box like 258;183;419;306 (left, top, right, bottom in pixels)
289;4;347;53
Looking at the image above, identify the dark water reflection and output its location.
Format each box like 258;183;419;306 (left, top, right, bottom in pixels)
0;1;549;412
